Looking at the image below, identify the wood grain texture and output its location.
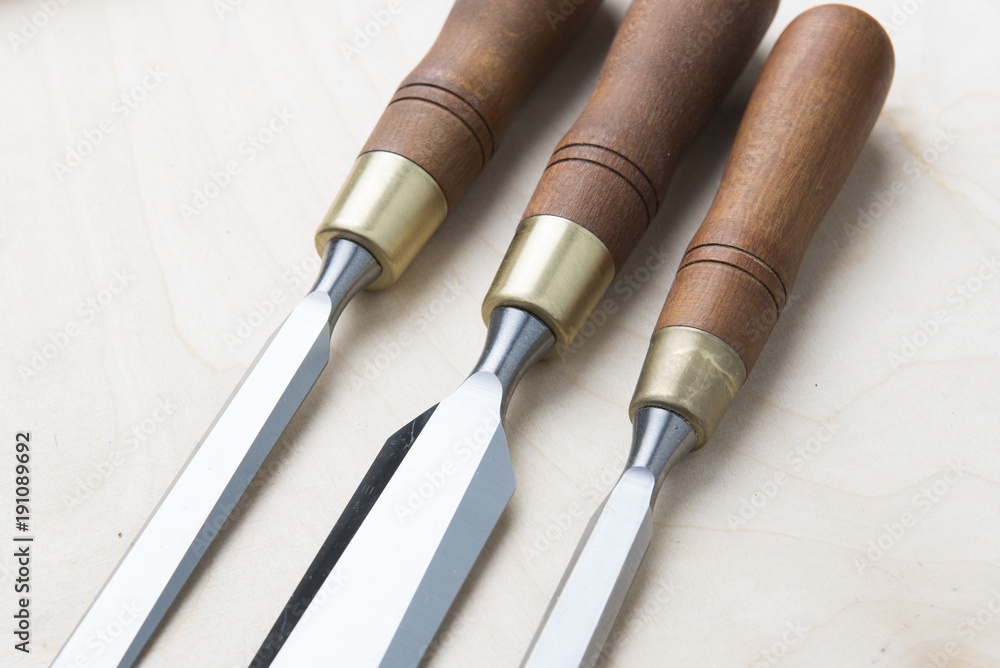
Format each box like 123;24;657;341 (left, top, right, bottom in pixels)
5;1;999;667
657;4;895;371
363;0;601;208
523;0;779;270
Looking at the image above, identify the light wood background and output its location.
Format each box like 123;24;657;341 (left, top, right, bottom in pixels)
2;0;998;666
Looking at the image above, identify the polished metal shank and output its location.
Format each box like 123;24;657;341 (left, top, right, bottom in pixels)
521;408;696;668
471;306;555;417
311;238;383;314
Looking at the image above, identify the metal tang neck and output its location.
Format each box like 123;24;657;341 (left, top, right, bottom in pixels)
311;238;382;325
627;407;699;500
471;306;555;417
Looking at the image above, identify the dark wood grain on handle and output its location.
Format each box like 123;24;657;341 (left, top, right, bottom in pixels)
656;4;894;373
363;0;601;209
523;0;779;271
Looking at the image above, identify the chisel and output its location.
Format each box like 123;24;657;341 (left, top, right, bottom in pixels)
52;2;601;666
266;0;779;665
520;5;895;666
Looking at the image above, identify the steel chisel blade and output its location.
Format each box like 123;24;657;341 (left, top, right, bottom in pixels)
54;292;339;668
271;372;513;667
521;469;659;668
252;405;437;666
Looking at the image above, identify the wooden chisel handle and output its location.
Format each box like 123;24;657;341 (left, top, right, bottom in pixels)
317;0;601;289
484;0;779;353
632;4;895;445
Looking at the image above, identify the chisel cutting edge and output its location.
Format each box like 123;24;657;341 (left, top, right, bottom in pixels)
521;6;895;667
53;1;601;665
266;0;778;665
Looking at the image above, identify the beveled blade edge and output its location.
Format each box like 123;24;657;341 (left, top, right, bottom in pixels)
521;468;657;668
271;372;510;668
385;424;515;665
53;292;335;668
251;404;438;667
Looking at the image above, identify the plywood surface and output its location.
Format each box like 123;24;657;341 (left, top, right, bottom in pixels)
1;0;998;666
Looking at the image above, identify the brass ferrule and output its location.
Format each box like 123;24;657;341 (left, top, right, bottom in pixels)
482;215;615;357
629;326;747;448
315;151;448;290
